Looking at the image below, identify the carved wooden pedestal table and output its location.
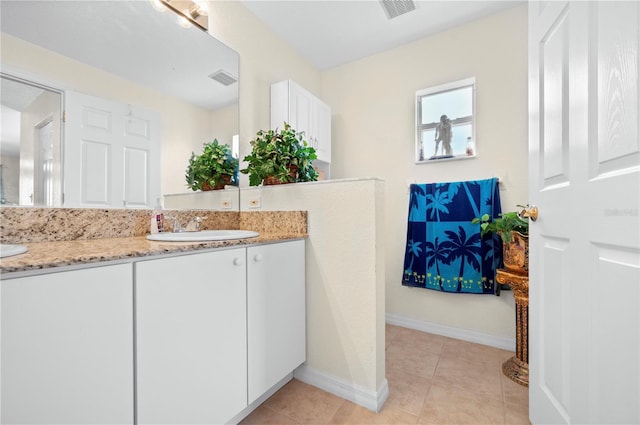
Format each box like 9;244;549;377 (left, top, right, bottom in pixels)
496;269;529;387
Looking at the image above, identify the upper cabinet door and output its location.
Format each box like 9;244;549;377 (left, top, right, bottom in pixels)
1;264;134;425
314;99;332;163
64;91;160;208
271;80;332;163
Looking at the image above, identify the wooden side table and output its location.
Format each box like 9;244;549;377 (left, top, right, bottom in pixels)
496;269;529;387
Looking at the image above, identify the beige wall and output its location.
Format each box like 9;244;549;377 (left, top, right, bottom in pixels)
206;1;321;179
321;5;528;340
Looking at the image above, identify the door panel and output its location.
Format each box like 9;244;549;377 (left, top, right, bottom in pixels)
81;140;110;204
589;244;639;424
123;147;149;207
541;5;569;185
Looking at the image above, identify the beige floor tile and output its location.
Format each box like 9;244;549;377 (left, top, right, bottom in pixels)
329;401;418;425
240;405;299;425
386;342;441;379
385;367;432;416
419;382;505;425
386;324;405;345
501;375;529;424
387;329;446;356
434;355;503;396
264;379;345;424
441;338;504;368
244;326;530;425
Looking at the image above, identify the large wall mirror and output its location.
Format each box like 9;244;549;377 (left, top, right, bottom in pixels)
0;0;239;210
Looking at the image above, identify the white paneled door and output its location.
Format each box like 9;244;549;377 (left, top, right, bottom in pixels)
65;91;160;208
529;1;640;424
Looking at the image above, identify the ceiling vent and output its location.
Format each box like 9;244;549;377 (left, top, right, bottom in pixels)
208;70;237;86
380;0;416;19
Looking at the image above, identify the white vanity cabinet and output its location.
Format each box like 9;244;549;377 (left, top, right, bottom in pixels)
1;264;135;425
1;239;305;425
135;248;248;425
247;239;306;404
271;79;331;163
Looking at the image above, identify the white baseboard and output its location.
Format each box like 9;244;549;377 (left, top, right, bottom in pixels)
293;365;389;413
386;313;516;351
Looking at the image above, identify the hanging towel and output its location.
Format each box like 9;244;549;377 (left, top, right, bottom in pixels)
402;178;502;294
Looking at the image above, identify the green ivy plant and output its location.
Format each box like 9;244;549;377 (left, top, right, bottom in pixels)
472;205;529;243
241;122;318;186
185;139;238;191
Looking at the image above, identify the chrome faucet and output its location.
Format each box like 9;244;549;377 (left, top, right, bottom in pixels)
164;216;182;233
164;216;207;233
183;216;206;232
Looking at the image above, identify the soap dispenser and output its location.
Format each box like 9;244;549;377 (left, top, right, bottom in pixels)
150;198;164;233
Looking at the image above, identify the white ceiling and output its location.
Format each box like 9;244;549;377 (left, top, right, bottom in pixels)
241;0;524;70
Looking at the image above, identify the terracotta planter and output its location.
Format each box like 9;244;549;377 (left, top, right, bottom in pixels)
202;174;232;191
262;165;298;186
502;231;529;275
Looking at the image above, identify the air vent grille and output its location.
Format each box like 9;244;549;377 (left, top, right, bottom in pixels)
209;70;237;86
380;0;416;19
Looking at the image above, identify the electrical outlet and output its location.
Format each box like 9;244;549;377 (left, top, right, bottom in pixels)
248;196;262;209
220;198;232;209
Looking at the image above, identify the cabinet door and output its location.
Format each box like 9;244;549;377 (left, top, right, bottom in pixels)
1;264;134;425
289;82;313;139
135;249;247;425
314;99;332;163
247;240;306;404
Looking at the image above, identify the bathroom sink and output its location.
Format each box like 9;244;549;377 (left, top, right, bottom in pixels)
0;244;28;258
146;230;259;242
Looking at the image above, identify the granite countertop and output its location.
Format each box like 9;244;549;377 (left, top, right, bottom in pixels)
0;232;305;276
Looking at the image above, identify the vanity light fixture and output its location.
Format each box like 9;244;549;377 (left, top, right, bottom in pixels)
150;0;209;31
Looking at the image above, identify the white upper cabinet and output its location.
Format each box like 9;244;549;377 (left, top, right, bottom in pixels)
271;80;332;163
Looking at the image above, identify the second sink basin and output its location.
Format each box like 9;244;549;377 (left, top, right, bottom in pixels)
146;230;259;242
0;244;28;258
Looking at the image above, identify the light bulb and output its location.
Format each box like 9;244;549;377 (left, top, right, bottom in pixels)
150;0;167;12
177;13;192;28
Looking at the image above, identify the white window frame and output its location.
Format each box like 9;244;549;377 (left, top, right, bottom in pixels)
415;77;476;163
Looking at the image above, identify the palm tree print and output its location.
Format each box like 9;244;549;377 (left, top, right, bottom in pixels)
424;237;451;290
409;185;426;216
441;226;482;292
404;239;422;278
425;189;451;221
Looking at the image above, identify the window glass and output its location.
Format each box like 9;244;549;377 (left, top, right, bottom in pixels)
416;78;475;163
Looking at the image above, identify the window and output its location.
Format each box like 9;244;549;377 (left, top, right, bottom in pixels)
416;77;475;163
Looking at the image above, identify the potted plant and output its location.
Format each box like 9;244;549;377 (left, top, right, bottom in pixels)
241;122;318;186
472;205;530;274
185;139;238;191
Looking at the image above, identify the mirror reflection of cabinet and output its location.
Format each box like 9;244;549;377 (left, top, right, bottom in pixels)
271;80;331;177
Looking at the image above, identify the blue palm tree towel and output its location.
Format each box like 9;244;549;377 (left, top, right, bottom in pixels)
402;178;502;294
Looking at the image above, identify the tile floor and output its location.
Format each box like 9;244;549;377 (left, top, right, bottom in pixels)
241;324;530;425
